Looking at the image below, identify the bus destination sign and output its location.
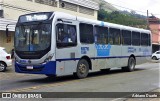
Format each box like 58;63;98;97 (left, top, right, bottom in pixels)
18;12;53;23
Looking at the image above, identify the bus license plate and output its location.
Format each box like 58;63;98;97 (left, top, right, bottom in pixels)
27;66;33;69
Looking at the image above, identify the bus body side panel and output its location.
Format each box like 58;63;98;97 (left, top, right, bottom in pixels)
55;19;78;76
121;46;133;67
140;46;152;64
121;46;150;66
93;45;122;69
107;45;122;68
78;44;96;71
55;47;77;76
134;46;142;65
93;44;110;70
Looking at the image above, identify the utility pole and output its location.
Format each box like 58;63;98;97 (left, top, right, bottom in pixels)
147;10;149;29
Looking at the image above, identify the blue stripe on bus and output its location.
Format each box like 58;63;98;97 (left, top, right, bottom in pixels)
56;55;151;61
15;61;56;75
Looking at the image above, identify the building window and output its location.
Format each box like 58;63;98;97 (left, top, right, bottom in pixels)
94;25;108;44
109;28;121;45
35;0;57;7
59;1;77;12
0;10;4;18
132;31;140;46
80;23;94;44
122;30;131;45
6;32;11;43
79;6;94;16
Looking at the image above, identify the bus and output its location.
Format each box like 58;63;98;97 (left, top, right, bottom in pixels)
11;11;152;79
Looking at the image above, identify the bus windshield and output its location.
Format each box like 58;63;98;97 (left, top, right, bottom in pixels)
15;23;51;52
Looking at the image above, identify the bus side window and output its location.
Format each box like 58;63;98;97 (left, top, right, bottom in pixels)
94;25;108;44
122;30;131;45
80;23;94;44
141;33;148;46
109;28;120;45
68;26;77;43
56;23;77;48
132;31;140;46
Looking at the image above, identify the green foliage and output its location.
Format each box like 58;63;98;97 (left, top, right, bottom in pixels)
98;9;147;29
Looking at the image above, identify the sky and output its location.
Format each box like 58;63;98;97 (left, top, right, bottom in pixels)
105;0;160;18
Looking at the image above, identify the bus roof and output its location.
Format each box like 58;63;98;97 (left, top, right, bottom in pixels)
20;11;150;34
54;11;150;34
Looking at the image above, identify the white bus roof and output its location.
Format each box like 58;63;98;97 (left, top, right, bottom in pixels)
54;12;150;33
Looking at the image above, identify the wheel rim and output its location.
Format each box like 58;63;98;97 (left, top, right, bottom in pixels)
79;63;87;74
0;63;5;71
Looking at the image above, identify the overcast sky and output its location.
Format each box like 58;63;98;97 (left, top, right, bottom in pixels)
105;0;160;18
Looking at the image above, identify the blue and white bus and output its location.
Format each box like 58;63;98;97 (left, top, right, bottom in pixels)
13;12;152;78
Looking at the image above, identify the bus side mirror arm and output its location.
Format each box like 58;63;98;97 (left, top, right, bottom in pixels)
57;19;63;22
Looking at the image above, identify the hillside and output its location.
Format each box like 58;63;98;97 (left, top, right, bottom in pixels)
91;0;118;12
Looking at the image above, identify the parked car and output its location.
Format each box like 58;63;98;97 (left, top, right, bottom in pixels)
0;47;12;72
151;51;160;60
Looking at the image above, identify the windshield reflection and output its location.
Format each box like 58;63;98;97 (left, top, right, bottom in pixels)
15;23;51;51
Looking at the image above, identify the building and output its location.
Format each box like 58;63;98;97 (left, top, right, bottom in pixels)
148;16;160;52
0;18;16;51
0;0;99;52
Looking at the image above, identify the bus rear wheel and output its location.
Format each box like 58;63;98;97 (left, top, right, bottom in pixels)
122;57;135;72
76;59;89;79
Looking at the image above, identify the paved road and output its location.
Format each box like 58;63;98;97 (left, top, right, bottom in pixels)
0;62;159;101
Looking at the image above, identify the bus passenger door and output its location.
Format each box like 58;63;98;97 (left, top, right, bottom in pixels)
55;19;78;76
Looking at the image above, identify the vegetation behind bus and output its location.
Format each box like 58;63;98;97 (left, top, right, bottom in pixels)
98;9;147;29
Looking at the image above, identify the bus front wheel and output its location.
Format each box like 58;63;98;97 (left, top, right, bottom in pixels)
122;57;135;72
76;59;89;79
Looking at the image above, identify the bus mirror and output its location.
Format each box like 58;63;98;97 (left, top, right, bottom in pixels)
6;28;9;37
57;19;63;22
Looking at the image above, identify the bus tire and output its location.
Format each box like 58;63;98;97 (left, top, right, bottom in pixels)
76;59;89;79
122;57;135;72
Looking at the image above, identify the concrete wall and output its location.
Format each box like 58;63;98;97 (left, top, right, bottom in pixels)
3;0;98;20
0;31;14;52
0;0;99;52
149;24;160;44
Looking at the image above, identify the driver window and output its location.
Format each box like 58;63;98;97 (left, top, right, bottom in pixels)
56;23;77;48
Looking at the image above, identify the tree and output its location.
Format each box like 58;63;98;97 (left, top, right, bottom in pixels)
98;9;147;29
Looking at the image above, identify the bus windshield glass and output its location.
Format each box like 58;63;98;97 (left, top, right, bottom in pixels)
15;23;51;52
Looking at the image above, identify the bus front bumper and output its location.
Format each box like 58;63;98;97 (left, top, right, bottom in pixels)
15;61;56;75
